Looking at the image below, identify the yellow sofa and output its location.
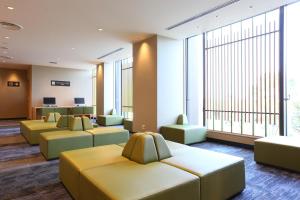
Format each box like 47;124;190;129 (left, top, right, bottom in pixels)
60;133;245;200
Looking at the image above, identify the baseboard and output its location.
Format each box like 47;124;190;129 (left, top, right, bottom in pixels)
207;130;261;146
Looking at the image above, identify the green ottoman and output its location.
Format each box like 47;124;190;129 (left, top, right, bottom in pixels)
254;136;300;172
87;127;129;146
123;118;133;132
160;114;207;144
161;125;207;144
97;115;124;126
40;130;93;160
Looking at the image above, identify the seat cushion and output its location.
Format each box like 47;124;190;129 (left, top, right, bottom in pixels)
160;125;207;144
254;136;300;172
60;145;128;200
161;147;245;200
79;161;200;200
22;122;58;145
39;130;92;160
87;127;129;146
97;115;124;126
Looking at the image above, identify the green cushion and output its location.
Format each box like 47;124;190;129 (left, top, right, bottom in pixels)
124;118;133;132
161;147;245;200
97;115;123;126
22;122;58;144
254;136;300;172
160;125;207;144
177;114;189;125
130;134;158;164
79;161;200;200
146;132;172;160
70;117;83;131
87;127;129;147
59;145;128;199
122;133;144;158
44;112;56;122
56;115;74;128
82;116;93;130
110;108;117;115
40;130;93;160
54;112;61;122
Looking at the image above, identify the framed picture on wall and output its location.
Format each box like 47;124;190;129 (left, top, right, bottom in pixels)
7;81;20;87
51;80;70;87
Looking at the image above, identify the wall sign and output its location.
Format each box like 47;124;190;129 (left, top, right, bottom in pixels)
51;80;70;87
7;81;20;87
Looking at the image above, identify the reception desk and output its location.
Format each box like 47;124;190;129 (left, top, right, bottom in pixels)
32;106;94;119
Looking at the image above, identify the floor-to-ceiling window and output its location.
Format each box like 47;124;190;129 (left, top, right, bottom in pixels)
92;68;97;117
204;9;280;137
114;57;133;119
285;1;300;136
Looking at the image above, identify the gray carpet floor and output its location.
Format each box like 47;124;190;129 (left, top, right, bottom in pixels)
0;124;300;200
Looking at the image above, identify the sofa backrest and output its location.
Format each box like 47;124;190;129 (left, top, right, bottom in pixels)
82;116;93;130
44;112;56;122
110;108;117;115
177;114;189;125
122;132;172;164
54;112;61;122
69;116;83;131
56;115;74;128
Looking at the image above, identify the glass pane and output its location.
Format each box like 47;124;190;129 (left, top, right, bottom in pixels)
285;2;300;136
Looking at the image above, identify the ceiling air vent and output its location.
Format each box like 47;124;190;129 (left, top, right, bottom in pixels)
166;0;241;30
97;48;124;59
0;55;13;59
49;61;58;64
0;21;23;31
0;46;8;50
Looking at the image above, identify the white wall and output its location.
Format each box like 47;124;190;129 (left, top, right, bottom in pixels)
157;36;184;128
31;65;92;107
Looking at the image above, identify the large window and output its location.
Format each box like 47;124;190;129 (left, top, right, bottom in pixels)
115;57;133;119
204;9;280;137
285;1;300;136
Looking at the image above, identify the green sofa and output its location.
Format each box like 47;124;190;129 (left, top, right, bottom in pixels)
21;112;63;145
160;114;207;144
254;136;300;172
40;116;129;160
97;109;124;126
60;132;245;200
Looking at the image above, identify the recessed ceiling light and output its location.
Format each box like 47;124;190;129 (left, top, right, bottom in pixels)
97;28;103;31
4;36;10;39
71;48;75;50
7;6;14;10
2;60;6;63
3;51;7;54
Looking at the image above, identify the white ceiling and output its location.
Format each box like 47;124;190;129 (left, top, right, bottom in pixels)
0;0;297;69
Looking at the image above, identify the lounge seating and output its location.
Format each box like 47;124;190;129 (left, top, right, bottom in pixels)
60;132;245;200
160;114;207;144
21;112;63;145
254;136;300;172
40;116;129;160
97;109;123;126
123;118;133;132
40;116;93;160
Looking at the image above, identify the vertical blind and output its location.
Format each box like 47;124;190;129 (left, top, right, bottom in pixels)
204;9;280;137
